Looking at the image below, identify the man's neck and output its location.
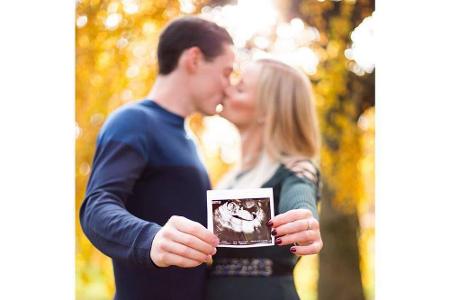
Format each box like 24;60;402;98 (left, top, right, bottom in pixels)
147;74;194;118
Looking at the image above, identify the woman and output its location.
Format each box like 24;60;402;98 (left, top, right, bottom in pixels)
207;59;323;300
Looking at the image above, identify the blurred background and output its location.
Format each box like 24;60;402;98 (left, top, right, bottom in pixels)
76;0;375;299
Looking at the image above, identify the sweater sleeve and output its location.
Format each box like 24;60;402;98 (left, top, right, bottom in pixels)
79;107;161;268
278;175;319;220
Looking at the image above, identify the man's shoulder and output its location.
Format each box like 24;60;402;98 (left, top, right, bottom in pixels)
96;100;158;150
109;100;155;124
101;101;155;134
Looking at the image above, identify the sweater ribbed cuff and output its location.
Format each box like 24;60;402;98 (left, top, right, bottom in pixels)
132;223;162;268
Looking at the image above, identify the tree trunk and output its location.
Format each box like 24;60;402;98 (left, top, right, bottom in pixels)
318;183;365;300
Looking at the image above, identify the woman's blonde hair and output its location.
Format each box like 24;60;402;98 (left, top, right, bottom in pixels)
255;59;320;161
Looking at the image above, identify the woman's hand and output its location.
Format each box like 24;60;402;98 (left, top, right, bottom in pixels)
268;209;323;256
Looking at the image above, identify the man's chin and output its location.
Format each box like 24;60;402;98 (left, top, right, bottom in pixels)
202;108;217;116
204;104;224;116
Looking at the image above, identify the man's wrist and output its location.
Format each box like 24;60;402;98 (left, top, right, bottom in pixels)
133;223;162;267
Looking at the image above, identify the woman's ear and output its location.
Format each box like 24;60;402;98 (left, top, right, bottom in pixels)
180;46;203;74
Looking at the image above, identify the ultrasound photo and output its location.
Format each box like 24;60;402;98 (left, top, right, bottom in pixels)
207;188;274;248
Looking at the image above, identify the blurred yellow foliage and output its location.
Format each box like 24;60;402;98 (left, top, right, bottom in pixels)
76;1;185;298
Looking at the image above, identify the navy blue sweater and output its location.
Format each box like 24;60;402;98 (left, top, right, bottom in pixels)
80;100;211;300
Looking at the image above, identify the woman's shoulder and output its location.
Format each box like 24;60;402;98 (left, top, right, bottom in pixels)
262;159;320;192
276;158;322;202
281;158;320;186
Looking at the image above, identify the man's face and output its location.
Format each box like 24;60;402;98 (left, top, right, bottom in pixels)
190;44;235;116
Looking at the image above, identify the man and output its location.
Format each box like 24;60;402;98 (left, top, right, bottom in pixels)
80;16;235;300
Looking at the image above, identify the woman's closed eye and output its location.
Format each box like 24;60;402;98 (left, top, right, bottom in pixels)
235;80;244;93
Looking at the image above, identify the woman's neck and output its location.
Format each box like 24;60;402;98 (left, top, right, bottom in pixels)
239;125;264;171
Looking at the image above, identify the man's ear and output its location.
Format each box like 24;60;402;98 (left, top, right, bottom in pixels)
180;47;203;74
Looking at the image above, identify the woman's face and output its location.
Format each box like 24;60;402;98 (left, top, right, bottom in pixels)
220;62;262;129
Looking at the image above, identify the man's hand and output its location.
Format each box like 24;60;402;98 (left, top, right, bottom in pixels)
150;216;219;268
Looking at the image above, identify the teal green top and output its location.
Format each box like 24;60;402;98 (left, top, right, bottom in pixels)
206;162;320;300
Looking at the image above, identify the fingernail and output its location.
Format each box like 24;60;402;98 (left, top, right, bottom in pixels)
275;238;282;245
206;255;213;264
267;220;273;227
271;229;277;236
290;247;296;253
212;247;217;255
